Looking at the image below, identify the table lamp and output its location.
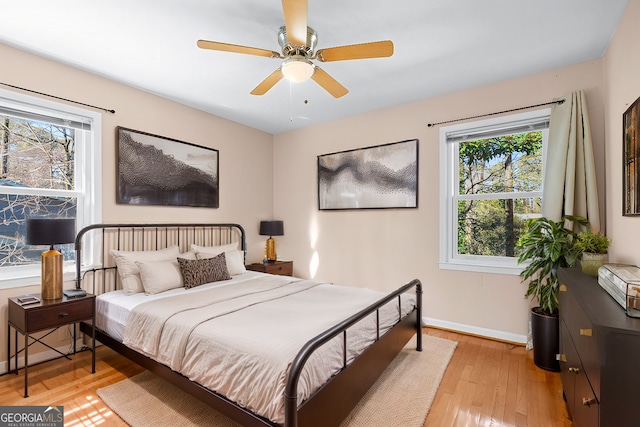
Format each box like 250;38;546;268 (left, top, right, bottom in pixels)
26;218;76;300
259;220;284;262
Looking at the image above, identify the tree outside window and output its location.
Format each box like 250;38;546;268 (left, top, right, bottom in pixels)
457;132;542;258
0;114;77;267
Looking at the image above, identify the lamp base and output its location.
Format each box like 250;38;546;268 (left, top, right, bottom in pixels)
265;237;277;262
41;248;63;300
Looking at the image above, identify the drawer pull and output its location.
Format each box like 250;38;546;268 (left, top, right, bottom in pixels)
582;397;596;407
579;328;593;337
568;367;580;373
557;353;567;362
560;284;567;292
59;312;69;318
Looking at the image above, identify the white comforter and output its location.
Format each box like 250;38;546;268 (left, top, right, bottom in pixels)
120;274;416;424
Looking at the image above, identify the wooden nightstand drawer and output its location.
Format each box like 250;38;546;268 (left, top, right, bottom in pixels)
267;262;292;276
246;261;293;276
27;299;94;332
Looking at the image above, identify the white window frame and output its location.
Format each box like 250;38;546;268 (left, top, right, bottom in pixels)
0;87;102;289
439;109;550;275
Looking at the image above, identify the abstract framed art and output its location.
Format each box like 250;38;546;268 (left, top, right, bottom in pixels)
624;96;640;216
317;139;418;210
116;127;219;208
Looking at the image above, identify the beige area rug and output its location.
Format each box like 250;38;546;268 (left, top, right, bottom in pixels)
97;334;457;427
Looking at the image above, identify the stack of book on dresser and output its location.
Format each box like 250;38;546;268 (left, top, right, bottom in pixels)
598;263;640;317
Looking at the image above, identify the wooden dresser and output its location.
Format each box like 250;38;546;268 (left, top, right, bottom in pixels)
558;267;640;427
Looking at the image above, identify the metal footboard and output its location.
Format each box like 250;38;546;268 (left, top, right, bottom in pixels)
284;279;422;427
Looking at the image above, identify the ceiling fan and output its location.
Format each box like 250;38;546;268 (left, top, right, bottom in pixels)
196;0;394;98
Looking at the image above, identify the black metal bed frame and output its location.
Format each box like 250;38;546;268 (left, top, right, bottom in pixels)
74;223;422;427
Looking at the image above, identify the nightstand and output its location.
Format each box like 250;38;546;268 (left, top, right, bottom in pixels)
7;293;96;397
246;260;293;276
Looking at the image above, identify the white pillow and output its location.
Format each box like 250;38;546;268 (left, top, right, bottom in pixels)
224;249;247;275
191;242;238;256
179;250;198;260
110;246;180;295
136;259;183;294
197;249;246;275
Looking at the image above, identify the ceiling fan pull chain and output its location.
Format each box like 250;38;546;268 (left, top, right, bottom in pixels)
289;81;294;122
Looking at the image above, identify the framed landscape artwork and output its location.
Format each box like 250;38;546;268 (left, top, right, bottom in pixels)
318;139;419;210
117;127;219;208
624;96;640;216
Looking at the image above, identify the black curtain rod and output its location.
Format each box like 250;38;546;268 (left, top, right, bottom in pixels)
0;81;115;114
426;99;565;127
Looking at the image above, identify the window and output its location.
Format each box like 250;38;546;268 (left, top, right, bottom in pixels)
439;109;550;275
0;88;101;288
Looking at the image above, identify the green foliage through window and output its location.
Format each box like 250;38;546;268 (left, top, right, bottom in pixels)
457;132;543;258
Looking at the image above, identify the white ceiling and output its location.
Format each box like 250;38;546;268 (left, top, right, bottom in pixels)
0;0;629;134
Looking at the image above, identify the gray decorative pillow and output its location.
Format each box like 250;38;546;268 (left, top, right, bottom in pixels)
178;253;231;289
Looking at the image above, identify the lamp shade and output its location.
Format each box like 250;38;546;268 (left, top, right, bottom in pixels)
281;56;315;82
26;218;76;246
259;220;284;237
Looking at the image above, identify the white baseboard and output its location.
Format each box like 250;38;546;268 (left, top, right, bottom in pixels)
423;316;527;344
1;339;85;375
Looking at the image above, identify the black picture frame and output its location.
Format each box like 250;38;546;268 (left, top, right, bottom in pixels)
317;139;418;210
117;127;219;208
624;97;640;216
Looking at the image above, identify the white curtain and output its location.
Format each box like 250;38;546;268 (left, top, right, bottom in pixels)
542;90;600;231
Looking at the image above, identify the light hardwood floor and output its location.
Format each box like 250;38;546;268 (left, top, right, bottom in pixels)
423;328;571;427
0;327;571;427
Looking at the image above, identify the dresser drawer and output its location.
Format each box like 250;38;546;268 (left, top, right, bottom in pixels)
559;283;569;322
563;286;600;398
559;319;577;403
26;298;94;332
573;371;599;427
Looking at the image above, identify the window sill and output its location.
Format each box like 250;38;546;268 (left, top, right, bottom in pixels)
0;270;76;290
438;261;523;276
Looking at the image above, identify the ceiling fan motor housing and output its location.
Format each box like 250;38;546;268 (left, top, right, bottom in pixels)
278;26;317;57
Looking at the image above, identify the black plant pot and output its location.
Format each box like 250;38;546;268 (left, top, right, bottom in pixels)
531;307;560;372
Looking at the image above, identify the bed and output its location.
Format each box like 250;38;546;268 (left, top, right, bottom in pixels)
74;223;422;427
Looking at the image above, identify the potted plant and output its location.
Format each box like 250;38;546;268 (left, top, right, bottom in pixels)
571;228;611;276
516;215;588;371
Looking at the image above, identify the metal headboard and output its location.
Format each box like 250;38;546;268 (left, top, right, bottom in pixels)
74;223;246;294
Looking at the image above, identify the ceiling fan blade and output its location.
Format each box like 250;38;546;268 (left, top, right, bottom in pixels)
197;40;282;58
250;68;284;96
316;40;394;62
282;0;308;47
311;66;348;98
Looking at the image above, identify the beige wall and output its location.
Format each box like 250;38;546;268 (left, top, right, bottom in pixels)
604;0;640;264
273;59;606;342
0;43;274;368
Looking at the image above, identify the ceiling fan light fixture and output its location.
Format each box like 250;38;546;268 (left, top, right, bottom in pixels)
281;56;315;82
